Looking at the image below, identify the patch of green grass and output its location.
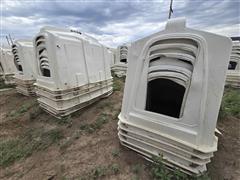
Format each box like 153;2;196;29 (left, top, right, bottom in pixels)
112;76;125;92
8;101;36;119
57;116;73;127
0;81;15;89
95;113;108;128
111;149;120;157
29;106;43;120
42;128;64;144
131;175;140;180
79;123;95;133
111;163;120;174
0;128;64;167
113;80;122;91
219;87;240;119
110;106;121;121
97;100;112;109
0;139;27;167
79;113;109;134
150;155;210;180
80;164;120;180
132;164;142;174
91;166;107;179
60;130;81;150
171;169;189;180
131;164;143;180
195;174;211;180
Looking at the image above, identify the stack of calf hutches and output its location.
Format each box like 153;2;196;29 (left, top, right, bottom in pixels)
34;26;113;118
12;40;36;95
226;40;240;88
0;48;16;84
112;44;130;77
117;18;232;175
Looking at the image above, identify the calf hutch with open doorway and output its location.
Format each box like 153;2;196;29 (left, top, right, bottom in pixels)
0;48;16;84
226;40;240;88
117;18;232;175
12;40;37;96
112;43;131;77
34;26;113;118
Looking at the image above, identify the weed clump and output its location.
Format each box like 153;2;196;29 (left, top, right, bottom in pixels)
132;164;142;174
80;164;120;180
111;149;120;157
112;75;125;92
219;87;240;119
150;155;210;180
29;106;43;120
8;101;36;119
111;163;120;174
57;115;73;127
0;128;64;167
79;113;109;134
92;166;107;179
0;81;15;89
60;130;81;150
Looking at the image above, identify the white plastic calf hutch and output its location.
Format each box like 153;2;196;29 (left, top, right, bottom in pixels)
112;44;131;77
12;40;36;96
34;26;113;118
106;48;116;67
117;18;232;175
226;40;240;88
0;48;16;84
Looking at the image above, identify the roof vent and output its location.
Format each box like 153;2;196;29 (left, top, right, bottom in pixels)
35;36;51;77
12;45;23;72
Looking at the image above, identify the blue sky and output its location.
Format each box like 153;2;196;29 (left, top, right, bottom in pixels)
1;0;240;48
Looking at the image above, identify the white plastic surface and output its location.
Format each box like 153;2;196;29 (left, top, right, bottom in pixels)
12;39;36;95
112;43;131;77
12;40;36;80
34;26;113;118
226;40;240;88
106;48;116;67
0;48;16;84
34;26;112;89
118;18;232;175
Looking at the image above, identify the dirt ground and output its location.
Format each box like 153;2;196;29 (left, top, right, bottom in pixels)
0;79;239;180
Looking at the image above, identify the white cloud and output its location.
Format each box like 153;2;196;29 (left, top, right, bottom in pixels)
92;20;166;47
3;0;22;10
0;0;239;48
3;16;45;26
203;24;240;37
